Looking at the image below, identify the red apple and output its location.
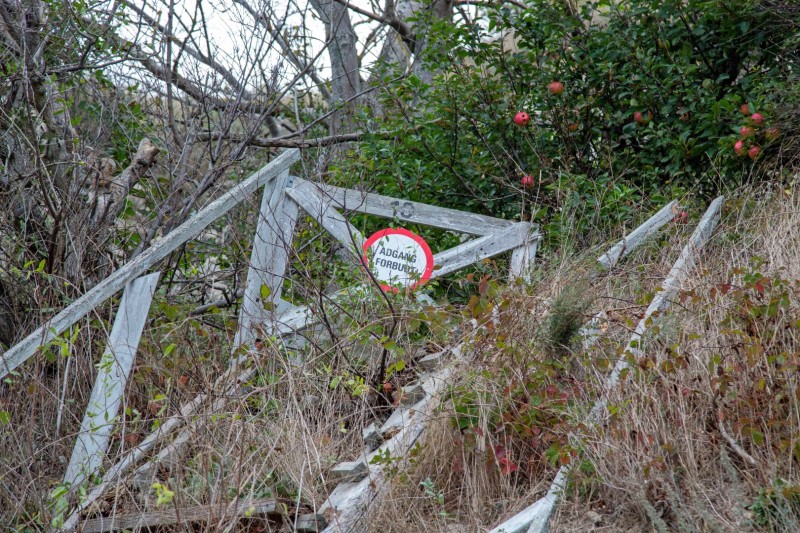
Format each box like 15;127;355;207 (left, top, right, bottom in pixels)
748;145;761;160
740;126;755;137
765;127;780;142
548;81;564;95
521;175;535;189
750;113;765;125
734;140;745;156
514;111;530;126
634;111;652;125
740;103;750;115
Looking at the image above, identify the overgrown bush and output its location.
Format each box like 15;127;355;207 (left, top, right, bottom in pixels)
345;0;799;248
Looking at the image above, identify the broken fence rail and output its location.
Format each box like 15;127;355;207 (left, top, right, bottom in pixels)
0;148;301;378
490;196;724;533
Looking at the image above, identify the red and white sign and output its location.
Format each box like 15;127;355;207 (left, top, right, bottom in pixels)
362;228;434;292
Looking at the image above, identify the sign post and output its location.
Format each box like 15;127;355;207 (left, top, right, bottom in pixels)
362;228;434;292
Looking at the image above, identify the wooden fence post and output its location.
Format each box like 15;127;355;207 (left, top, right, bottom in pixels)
509;229;540;281
234;169;296;349
63;272;160;488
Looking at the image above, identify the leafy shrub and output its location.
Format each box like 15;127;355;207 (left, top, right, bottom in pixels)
346;0;798;249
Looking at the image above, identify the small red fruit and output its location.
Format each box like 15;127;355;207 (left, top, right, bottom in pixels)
740;103;750;115
734;140;745;156
567;122;579;132
750;113;765;125
521;175;535;189
740;126;755;137
765;127;780;142
514;111;530;126
673;211;688;223
634;111;652;125
548;81;564;95
748;145;761;160
679;113;690;122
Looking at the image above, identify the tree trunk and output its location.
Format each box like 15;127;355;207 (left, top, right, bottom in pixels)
309;0;362;135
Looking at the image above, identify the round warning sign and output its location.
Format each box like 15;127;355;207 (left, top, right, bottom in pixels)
362;228;434;292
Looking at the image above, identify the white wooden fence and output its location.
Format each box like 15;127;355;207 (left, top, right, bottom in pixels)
0;142;722;532
0;147;545;530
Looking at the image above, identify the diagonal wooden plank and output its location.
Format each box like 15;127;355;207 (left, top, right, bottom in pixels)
287;180;365;261
490;197;724;533
320;354;462;532
431;222;536;279
79;498;288;532
63;273;160;488
597;200;678;269
0;149;300;379
310;180;515;236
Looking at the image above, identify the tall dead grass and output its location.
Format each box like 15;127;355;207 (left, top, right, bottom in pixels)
6;186;800;532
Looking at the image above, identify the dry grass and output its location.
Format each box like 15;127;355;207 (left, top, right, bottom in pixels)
4;186;800;532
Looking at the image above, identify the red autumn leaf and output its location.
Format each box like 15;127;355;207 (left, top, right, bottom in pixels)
499;457;519;475
755;280;765;294
494;444;507;459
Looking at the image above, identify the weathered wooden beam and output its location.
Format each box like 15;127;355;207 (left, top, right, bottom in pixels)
234;170;297;349
64;273;160;488
431;223;536;279
79;498;285;532
312;181;515;236
597;200;678;269
133;191;302;484
602;196;723;393
59;349;273;531
490;197;724;533
509;233;540;282
287;180;365;261
319;355;462;532
0;149;300;379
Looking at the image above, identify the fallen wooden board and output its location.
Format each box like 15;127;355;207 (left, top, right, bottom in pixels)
603;196;724;394
59;349;274;531
314;181;515;236
319;352;462;532
64;273;160;488
0;148;300;379
78;498;296;532
597;200;677;269
490;197;724;533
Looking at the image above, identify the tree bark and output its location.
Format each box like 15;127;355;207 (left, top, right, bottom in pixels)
309;0;362;135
